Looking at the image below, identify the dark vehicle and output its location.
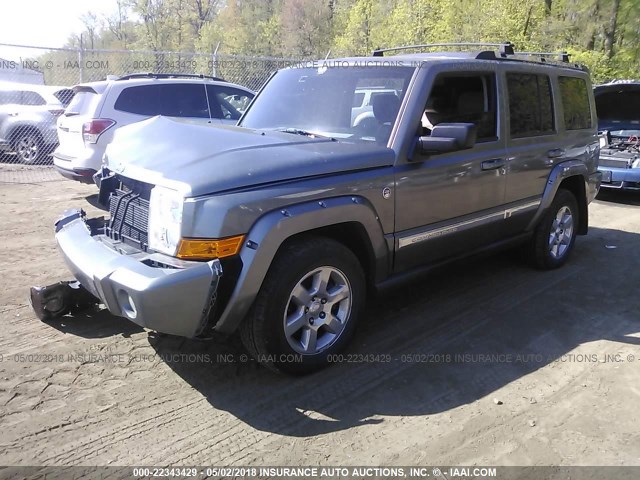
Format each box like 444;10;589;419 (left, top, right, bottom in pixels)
38;43;601;374
0;82;74;163
594;80;640;190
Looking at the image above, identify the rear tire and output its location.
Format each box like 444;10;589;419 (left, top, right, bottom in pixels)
527;188;579;269
240;236;365;374
13;131;43;164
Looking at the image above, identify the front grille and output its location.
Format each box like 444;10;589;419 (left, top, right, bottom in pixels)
599;157;630;169
106;188;150;250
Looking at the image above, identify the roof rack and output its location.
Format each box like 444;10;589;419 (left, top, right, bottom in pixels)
371;42;585;70
514;51;571;62
115;72;226;82
372;42;515;57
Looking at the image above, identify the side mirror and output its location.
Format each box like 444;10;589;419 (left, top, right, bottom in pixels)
415;123;477;157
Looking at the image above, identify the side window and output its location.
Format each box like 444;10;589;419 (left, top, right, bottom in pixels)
352;92;365;108
207;85;254;120
0;91;16;105
21;91;46;106
559;76;592;130
507;73;555;138
114;85;161;116
422;73;497;142
160;84;209;118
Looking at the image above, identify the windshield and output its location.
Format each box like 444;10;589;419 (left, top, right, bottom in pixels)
240;65;416;143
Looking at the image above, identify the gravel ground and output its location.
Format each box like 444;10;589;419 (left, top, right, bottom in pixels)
0;175;639;469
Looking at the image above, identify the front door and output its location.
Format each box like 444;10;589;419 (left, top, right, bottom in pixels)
394;69;508;272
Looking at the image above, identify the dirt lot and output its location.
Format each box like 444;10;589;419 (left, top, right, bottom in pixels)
0;172;639;468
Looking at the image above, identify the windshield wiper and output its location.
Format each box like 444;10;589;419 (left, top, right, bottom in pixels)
274;127;326;138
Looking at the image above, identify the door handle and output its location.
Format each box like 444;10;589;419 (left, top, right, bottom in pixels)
547;148;565;159
481;158;506;171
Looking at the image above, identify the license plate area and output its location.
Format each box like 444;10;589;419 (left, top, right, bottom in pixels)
601;170;612;183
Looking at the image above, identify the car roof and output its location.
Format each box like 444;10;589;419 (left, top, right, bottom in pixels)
72;76;253;95
321;53;586;71
0;81;71;93
305;45;588;74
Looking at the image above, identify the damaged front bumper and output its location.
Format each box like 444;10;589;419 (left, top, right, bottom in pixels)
54;209;222;337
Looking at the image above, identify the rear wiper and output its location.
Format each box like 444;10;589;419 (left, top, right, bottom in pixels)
275;127;326;138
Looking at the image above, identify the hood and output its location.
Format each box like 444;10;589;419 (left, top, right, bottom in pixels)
594;82;640;134
105;116;395;197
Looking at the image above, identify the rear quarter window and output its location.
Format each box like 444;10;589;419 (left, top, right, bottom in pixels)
559;76;592;130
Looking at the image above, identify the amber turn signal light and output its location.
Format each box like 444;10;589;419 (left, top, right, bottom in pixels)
176;235;245;260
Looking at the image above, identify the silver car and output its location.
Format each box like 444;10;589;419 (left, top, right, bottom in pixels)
0;82;74;163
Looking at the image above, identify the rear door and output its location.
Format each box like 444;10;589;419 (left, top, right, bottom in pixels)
503;69;595;234
156;83;216;123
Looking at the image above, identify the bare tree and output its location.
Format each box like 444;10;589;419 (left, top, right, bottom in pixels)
188;0;220;34
585;0;601;51
80;11;101;49
604;0;621;58
106;0;131;48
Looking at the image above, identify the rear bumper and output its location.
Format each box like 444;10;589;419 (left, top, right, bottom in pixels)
54;163;97;184
598;166;640;190
55;209;222;337
53;146;103;176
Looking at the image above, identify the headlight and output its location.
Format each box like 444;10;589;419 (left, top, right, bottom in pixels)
632;158;640;169
148;186;183;256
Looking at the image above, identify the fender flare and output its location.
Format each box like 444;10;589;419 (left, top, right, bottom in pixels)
526;160;589;233
213;195;388;334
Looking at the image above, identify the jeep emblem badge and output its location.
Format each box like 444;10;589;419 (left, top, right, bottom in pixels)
382;187;391;199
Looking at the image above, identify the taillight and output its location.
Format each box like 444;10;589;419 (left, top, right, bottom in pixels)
82;119;115;144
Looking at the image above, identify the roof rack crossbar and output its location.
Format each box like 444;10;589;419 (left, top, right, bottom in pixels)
514;51;571;62
116;72;225;82
372;42;515;57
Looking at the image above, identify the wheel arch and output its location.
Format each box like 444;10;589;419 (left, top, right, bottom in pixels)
280;222;377;286
9;124;43;145
213;196;390;334
527;160;589;235
558;175;588;235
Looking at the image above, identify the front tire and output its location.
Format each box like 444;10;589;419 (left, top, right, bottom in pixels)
528;188;578;269
240;236;365;374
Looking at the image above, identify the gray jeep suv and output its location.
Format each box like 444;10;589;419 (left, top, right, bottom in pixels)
40;43;601;374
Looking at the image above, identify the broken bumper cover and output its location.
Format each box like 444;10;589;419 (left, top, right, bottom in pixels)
55;209;222;337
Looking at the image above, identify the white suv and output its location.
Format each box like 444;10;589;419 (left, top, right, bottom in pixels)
53;73;254;183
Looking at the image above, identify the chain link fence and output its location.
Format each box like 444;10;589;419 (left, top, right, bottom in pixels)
0;43;298;183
